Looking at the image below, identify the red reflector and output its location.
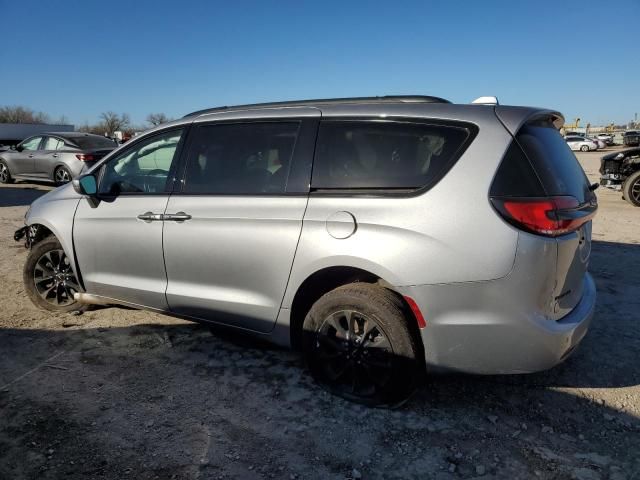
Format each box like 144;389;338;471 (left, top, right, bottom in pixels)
404;296;426;329
75;154;95;161
492;196;596;237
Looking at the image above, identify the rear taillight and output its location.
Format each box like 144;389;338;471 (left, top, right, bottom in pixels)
491;196;596;237
75;154;95;161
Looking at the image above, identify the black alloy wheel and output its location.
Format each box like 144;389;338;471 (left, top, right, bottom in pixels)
24;236;85;312
54;166;72;184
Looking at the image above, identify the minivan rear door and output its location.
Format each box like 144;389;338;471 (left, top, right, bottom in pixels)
515;123;597;319
163;110;319;333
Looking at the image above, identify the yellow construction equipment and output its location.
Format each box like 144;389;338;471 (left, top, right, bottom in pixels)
564;117;581;130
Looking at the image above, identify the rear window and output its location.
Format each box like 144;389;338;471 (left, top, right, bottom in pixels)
516;124;591;203
311;121;472;190
68;136;117;150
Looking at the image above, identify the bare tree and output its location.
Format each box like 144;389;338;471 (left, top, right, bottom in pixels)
0;105;50;124
146;113;172;127
99;111;131;136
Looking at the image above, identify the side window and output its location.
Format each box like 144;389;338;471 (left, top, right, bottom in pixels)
182;122;300;194
99;129;183;195
311;121;471;190
21;136;43;151
44;137;63;150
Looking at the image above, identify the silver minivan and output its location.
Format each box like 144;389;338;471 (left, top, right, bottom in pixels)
15;96;597;406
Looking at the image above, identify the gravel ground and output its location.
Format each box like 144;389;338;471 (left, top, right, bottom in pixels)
0;150;638;480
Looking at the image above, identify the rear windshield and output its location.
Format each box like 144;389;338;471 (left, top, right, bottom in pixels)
516;124;591;203
311;120;472;190
68;136;117;150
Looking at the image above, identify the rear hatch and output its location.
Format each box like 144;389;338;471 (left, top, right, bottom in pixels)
490;119;597;320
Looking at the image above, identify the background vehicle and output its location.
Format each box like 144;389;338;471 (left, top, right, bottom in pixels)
15;96;597;406
589;137;606;149
566;135;598;151
595;133;614;146
600;147;640;206
0;132;117;185
623;130;640;147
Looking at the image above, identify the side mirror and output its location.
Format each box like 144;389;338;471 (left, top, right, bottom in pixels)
15;145;24;152
72;175;97;196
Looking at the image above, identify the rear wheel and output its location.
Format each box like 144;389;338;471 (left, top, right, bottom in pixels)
54;166;72;185
0;160;14;184
622;170;640;207
580;145;590;152
23;236;84;312
302;283;421;407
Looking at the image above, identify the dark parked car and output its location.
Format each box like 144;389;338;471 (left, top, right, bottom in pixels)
622;130;640;147
600;147;640;206
0;132;117;185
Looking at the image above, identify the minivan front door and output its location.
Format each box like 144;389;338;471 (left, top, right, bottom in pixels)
163;115;317;332
73;128;186;309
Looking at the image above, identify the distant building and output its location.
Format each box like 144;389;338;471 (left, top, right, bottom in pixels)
0;123;75;146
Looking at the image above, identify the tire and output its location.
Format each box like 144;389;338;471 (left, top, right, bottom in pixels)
23;236;85;313
54;166;72;185
302;283;422;407
0;160;14;184
622;170;640;207
580;145;590;152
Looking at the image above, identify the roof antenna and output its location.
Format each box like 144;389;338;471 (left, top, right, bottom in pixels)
471;96;499;105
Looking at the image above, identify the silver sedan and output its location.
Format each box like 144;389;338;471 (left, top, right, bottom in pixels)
0;132;117;185
565;135;598;152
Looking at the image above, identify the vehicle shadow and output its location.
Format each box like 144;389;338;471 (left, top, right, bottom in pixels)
0;184;52;207
1;239;638;478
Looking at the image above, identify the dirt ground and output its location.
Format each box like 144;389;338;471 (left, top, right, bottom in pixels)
0;150;638;480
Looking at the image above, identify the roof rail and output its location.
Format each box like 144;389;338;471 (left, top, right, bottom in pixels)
183;95;451;118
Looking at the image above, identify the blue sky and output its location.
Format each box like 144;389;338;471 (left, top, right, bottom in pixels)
0;0;638;127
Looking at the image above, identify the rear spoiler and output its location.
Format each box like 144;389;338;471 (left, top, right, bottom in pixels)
494;106;565;134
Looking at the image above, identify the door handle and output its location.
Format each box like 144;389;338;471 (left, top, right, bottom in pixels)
163;212;192;222
28;154;35;158
52;154;59;158
137;212;163;222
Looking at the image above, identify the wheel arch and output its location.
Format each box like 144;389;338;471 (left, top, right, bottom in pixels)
288;265;423;353
25;217;84;289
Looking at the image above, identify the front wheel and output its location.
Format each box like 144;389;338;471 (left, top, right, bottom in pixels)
23;236;84;312
302;283;422;407
622;170;640;207
580;145;590;152
0;160;14;184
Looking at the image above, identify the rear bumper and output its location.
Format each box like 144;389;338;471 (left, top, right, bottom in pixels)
397;274;596;375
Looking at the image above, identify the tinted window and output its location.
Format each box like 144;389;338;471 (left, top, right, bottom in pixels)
311;121;470;190
21;136;43;151
490;141;545;197
69;136;117;150
99;129;183;195
517;124;591;203
182;122;299;194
